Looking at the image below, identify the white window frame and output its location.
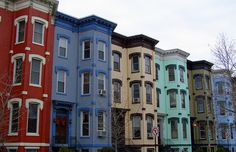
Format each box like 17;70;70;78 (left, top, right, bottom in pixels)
14;15;28;44
98;41;105;61
81;111;90;137
7;147;18;152
81;72;90;95
11;53;25;86
25;147;39;152
58;37;68;58
7;98;22;136
29;54;45;87
82;40;91;60
31;16;48;46
98;73;105;91
56;70;66;94
25;99;43;136
97;112;105;131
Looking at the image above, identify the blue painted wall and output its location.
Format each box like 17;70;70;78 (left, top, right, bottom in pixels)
51;12;116;152
212;72;236;151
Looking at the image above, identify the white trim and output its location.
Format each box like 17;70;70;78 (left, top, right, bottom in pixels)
7;98;22;109
6;147;18;150
31;16;48;29
25;99;43;110
22;91;28;95
58;37;68;58
32;16;48;46
98;41;105;61
97;111;105;131
11;53;25;63
29;54;45;64
25;47;31;51
42;94;48;98
25;99;43;136
14;15;28;26
25;147;40;150
56;70;66;94
3;143;49;147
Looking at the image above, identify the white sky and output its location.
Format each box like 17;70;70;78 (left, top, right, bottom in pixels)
58;0;236;62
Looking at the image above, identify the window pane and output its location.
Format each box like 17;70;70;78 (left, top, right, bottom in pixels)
195;76;203;90
14;58;22;84
147;116;153;135
132;56;139;72
26;149;37;152
199;122;206;139
181;92;185;108
98;73;105;90
33;21;43;44
113;53;120;71
98;42;105;60
183;120;187;138
83;41;90;59
171;120;178;139
83;73;90;94
30;59;41;85
82;111;89;136
11;102;19;133
18;20;25;42
28;103;38;133
132;116;141;138
168;67;175;81
180;68;184;82
145;56;151;74
170;91;176;108
133;84;140;100
197;97;204;113
59;38;67;57
57;71;65;93
98;112;104;131
146;84;152;104
113;81;121;103
156;89;159;107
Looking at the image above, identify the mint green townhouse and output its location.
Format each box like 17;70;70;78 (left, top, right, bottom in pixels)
155;48;191;152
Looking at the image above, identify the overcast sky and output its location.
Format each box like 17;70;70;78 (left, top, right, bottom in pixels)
58;0;236;62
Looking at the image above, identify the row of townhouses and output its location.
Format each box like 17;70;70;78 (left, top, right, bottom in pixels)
0;0;236;152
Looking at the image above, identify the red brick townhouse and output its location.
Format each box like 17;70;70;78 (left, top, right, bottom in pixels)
0;0;58;152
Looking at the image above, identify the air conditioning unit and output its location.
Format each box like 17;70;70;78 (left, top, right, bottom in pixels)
133;98;140;103
97;130;106;137
147;133;153;138
99;89;106;96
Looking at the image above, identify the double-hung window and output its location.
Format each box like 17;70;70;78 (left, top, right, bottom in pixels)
195;75;203;90
83;41;90;59
205;76;210;90
81;111;89;136
113;52;120;71
13;57;23;84
169;90;176;108
181;91;185;108
132;116;141;138
82;72;90;95
218;82;224;95
9;102;19;134
97;112;105;131
219;101;225;115
146;84;152;104
168;66;175;81
145;56;151;74
58;38;68;58
132;55;139;72
179;67;184;83
132;83;140;103
27;103;39;134
196;96;204;113
182;119;187;138
170;119;178;139
221;125;227;139
33;21;44;44
98;41;105;61
199;122;206;139
147;116;153;138
113;81;121;103
57;71;66;93
30;58;42;86
16;20;26;43
98;73;105;91
156;89;160;107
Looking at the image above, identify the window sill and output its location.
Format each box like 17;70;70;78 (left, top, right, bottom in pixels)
29;84;42;88
12;83;22;86
199;138;206;140
15;41;25;45
8;133;18;136
131;71;140;73
132;102;141;104
26;133;39;136
81;94;91;97
145;72;151;75
80;136;90;139
132;137;141;140
98;59;106;63
113;69;120;72
58;56;68;59
32;42;44;46
147;137;153;139
56;92;67;95
82;58;91;61
146;102;152;105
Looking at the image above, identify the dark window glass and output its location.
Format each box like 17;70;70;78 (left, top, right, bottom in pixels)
83;73;90;94
27;103;38;133
33;21;43;44
30;58;41;85
11;102;19;133
113;53;120;71
132;56;139;72
83;41;90;59
17;20;25;42
14;57;22;84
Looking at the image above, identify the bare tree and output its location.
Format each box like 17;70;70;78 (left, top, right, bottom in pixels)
212;33;236;76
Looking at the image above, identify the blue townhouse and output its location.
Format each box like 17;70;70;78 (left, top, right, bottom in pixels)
212;70;236;152
50;12;117;152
